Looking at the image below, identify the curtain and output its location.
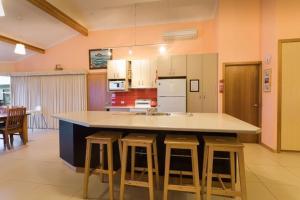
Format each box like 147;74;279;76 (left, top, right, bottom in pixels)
11;73;87;129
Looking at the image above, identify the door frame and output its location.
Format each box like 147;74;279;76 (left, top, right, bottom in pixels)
222;61;262;140
278;38;300;152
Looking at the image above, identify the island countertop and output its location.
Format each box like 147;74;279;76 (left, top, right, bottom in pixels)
53;111;260;134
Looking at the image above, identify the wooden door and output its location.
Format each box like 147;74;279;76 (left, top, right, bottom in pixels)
187;54;203;112
202;54;218;113
224;64;260;142
87;73;110;111
171;55;187;76
157;56;171;77
280;41;300;151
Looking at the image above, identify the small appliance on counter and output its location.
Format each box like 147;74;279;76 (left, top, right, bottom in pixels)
157;78;186;112
130;99;152;112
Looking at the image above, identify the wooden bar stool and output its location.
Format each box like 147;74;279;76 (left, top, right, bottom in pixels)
83;132;122;200
163;135;200;200
201;136;247;200
119;134;159;200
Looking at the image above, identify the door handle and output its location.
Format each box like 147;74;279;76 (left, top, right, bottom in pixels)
253;104;259;108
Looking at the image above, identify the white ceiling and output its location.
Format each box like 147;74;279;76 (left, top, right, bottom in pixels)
47;0;218;30
0;0;218;62
0;42;34;61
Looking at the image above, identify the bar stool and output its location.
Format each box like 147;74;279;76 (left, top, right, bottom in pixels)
83;132;122;200
163;135;200;200
201;136;247;200
119;134;159;200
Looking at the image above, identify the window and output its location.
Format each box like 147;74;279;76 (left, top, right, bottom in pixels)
0;76;11;106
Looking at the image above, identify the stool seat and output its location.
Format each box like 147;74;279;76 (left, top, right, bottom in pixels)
83;131;123;200
163;134;200;200
121;133;155;144
120;133;159;200
86;132;121;142
203;136;243;147
165;135;199;145
202;136;246;200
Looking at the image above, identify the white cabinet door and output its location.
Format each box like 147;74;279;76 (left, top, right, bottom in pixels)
157;56;172;77
171;55;187;76
115;60;127;79
131;60;141;88
107;60;116;79
149;59;157;88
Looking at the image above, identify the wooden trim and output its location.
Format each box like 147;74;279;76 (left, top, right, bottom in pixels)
27;0;88;36
222;61;262;143
277;38;300;152
0;34;45;54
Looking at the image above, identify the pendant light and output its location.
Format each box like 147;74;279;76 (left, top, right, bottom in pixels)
0;0;5;17
14;43;26;55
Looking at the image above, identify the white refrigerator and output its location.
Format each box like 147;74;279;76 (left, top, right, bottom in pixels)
157;79;186;112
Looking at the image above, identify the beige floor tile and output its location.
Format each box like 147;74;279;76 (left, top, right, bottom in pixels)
266;183;300;200
0;180;40;200
29;184;79;200
247;164;300;187
1;130;300;200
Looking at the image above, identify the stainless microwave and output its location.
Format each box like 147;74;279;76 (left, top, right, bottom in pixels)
108;80;126;91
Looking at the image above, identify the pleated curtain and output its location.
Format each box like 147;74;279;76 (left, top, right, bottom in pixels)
11;73;87;129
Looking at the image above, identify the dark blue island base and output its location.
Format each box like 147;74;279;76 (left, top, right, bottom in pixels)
59;120;237;176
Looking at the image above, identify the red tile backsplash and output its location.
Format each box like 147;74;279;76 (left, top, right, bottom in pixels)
111;89;157;106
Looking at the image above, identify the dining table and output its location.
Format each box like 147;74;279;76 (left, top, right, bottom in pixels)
0;112;29;144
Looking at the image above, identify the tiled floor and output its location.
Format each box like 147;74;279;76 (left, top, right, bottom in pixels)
0;130;300;200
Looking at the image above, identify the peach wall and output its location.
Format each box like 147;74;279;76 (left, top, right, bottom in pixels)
260;0;300;150
0;62;15;73
261;0;277;150
217;0;262;111
15;20;218;72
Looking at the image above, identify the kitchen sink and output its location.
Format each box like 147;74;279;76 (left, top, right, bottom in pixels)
135;112;171;116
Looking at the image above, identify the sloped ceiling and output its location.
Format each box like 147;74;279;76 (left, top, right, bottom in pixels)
0;0;218;62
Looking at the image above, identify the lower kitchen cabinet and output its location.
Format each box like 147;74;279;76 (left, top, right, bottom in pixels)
187;53;218;113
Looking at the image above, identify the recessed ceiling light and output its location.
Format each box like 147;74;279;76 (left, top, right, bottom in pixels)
129;49;133;55
159;46;166;54
14;44;26;55
0;0;5;17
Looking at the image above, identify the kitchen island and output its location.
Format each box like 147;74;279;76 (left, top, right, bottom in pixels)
54;111;260;173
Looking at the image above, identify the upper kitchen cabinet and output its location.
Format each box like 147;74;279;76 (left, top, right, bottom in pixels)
107;60;129;79
131;59;157;88
187;54;218;113
157;55;187;77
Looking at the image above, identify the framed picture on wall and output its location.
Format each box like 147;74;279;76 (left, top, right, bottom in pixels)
264;68;272;92
89;49;112;69
190;79;199;92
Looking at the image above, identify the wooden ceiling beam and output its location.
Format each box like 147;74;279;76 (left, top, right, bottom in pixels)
0;34;45;54
27;0;88;36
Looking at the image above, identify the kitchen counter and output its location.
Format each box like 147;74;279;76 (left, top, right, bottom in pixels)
54;111;260;134
54;111;260;173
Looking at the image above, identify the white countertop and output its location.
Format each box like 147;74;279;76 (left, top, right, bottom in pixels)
53;111;261;134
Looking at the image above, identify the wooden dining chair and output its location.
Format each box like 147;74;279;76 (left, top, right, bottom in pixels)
0;107;26;149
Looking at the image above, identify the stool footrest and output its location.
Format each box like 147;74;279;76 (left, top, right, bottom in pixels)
167;184;200;193
93;169;117;175
125;180;149;188
211;188;242;197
